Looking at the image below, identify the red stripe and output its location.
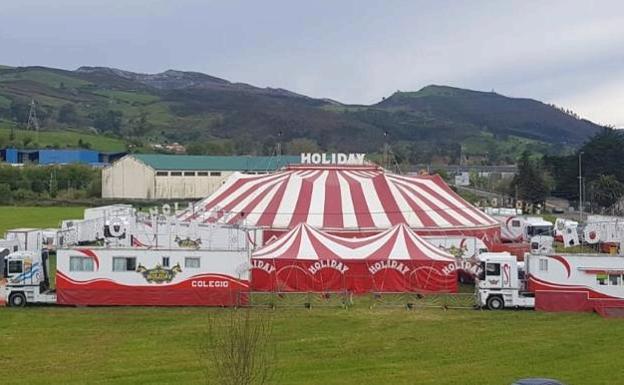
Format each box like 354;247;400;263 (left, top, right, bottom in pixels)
365;227;401;260
256;177;290;227
190;172;288;221
303;226;343;260
339;171;375;228
393;178;478;226
323;170;343;228
225;180;283;225
372;175;406;226
394;182;461;227
427;174;496;225
288;171;324;228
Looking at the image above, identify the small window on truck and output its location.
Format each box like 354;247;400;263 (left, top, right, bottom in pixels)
609;274;621;286
511;220;521;228
113;257;137;272
8;260;22;274
185;257;200;268
485;263;500;276
539;259;548;271
70;256;94;272
596;273;608;285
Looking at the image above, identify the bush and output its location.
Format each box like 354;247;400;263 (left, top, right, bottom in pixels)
0;183;13;204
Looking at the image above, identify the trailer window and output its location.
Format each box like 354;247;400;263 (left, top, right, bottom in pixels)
609;274;621;286
197;172;209;176
113;257;137;272
185;257;200;268
597;274;608;285
156;171;168;176
485;263;500;276
162;257;170;268
70;256;94;272
539;259;548;271
8;260;22;274
210;171;222;177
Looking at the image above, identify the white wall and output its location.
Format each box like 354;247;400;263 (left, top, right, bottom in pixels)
102;156;155;199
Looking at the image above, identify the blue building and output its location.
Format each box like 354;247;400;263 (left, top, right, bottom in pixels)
0;148;126;166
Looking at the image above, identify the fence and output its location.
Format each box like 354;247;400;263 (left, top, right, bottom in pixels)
242;291;476;310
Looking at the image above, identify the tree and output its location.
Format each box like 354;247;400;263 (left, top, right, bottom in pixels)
200;310;276;385
285;138;320;155
58;103;78;124
92;110;123;134
590;175;624;210
512;151;549;207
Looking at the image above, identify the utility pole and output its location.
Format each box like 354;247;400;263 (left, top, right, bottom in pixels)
578;151;584;222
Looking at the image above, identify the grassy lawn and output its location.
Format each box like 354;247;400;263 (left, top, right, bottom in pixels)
0;126;127;152
0;306;620;385
0;206;86;235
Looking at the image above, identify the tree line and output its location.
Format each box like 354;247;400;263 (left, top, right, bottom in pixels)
0;164;101;204
512;128;624;213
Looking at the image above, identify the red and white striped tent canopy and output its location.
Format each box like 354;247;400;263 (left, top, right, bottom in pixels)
252;222;455;261
178;164;498;235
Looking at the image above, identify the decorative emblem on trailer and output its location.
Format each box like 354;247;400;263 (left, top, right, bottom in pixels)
136;263;182;284
175;236;202;249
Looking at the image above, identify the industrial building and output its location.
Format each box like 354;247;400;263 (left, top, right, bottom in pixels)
101;154;300;200
0;148;126;166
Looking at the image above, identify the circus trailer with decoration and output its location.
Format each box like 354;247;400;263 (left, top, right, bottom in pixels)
250;223;458;294
52;247;250;306
177;164;500;245
476;251;624;315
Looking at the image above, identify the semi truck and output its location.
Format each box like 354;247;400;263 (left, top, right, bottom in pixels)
2;250;56;306
476;246;624;312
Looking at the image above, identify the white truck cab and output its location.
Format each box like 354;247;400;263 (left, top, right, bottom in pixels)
2;250;56;306
475;252;535;310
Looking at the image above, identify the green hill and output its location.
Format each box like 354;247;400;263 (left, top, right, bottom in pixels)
0;65;604;163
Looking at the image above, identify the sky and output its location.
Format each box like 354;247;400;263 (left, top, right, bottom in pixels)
1;0;623;126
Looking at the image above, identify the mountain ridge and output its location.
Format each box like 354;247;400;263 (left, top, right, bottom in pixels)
0;65;605;163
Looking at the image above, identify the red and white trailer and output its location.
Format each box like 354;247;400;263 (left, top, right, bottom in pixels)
55;247;250;306
476;252;624;315
3;247;250;307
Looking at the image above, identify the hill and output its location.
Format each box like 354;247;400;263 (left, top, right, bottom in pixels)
0;65;605;163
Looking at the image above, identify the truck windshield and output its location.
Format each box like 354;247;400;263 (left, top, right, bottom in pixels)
527;225;552;236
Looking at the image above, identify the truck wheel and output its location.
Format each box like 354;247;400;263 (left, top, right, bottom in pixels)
8;292;27;307
486;296;504;310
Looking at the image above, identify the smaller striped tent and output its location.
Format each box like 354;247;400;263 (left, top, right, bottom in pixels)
251;223;458;293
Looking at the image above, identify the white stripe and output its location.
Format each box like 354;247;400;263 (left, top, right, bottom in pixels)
337;172;358;229
273;173;304;228
306;170;328;227
344;171;391;228
385;176;423;227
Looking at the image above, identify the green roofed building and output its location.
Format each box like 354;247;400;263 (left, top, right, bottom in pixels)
102;154;300;200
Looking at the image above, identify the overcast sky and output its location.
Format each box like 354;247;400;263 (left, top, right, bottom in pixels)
1;0;623;126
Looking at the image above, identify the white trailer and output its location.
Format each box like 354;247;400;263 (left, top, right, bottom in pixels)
491;215;553;242
476;248;624;312
4;228;43;252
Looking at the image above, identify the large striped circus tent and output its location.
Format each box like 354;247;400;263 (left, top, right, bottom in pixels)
177;164;500;242
250;222;458;293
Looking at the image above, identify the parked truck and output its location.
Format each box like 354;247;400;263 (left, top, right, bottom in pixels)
477;244;624;313
2;250;56;306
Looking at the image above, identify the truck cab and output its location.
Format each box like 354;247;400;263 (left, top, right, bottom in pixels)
2;250;56;306
475;252;535;310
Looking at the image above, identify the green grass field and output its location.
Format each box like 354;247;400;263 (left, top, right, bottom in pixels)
1;206;622;385
0;125;127;152
0;306;621;385
0;206;86;234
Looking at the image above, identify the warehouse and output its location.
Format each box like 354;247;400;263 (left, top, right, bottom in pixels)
101;154;299;200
